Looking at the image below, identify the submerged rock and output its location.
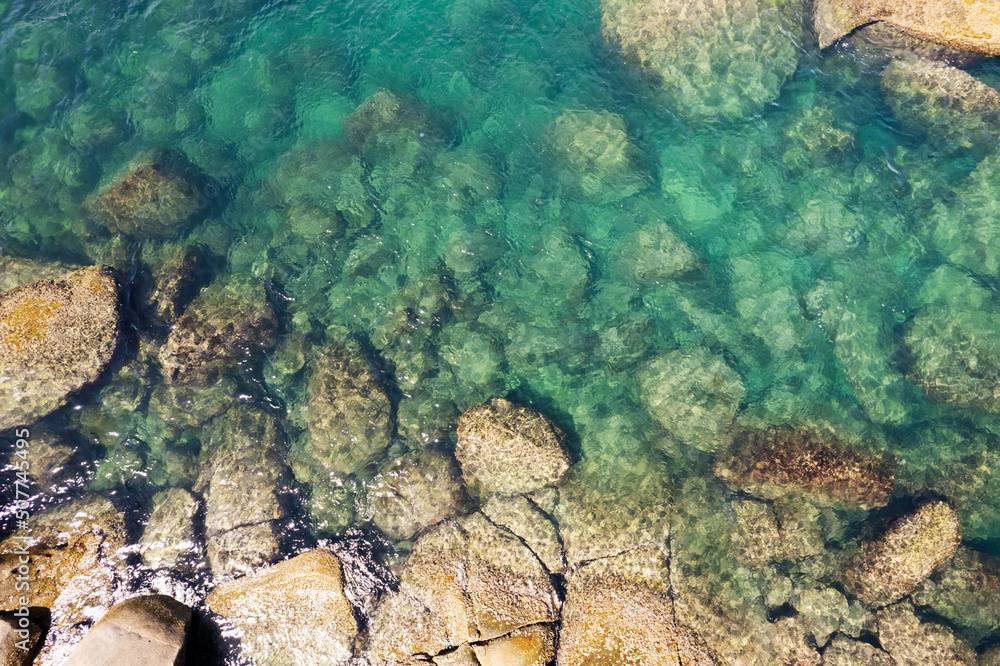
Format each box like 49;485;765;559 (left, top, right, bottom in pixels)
0;266;121;432
850;22;982;66
196;406;291;576
823;636;894;666
905;306;1000;412
814;0;1000;55
546;110;647;204
729;497;829;567
931;152;1000;279
482;494;565;574
138;242;199;327
882;55;1000;153
455;398;571;498
601;0;806;123
138;488;201;573
638;347;744;452
876;600;976;665
912;547;1000;645
843;500;961;607
0;256;78;293
206;549;358;666
619;222;699;283
368;448;466;540
470;624;556;666
64;595;191;666
714;427;895;510
158;274;277;386
86;150;209;239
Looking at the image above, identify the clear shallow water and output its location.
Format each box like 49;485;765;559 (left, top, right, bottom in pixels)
3;0;1000;661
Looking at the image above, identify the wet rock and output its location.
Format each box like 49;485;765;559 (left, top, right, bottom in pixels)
344;89;443;170
158;274;277;386
293;337;393;484
822;636;894;666
368;448;466;540
481;495;565;574
814;0;1000;55
86;150;208;238
147;376;238;433
20;429;76;491
206;549;358;666
455;398;571;498
557;548;713;665
139;242;198;327
729;497;828;567
715;427;895;510
876;600;976;665
850;22;982;66
470;624;556;666
638;347;744;452
912;547;1000;645
619;222;699;283
546;110;647;204
601;0;806;123
0;614;42;665
0;256;78;293
882;55;1000;153
63;595;191;666
0;497;126;664
0;266;121;432
843;501;961;607
196;406;290;576
554;464;671;568
138;488;201;573
792;586;849;647
368;590;452;666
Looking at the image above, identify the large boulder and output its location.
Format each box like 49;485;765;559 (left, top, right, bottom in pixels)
158;274;277;386
86;150;209;239
601;0;806;123
206;549;358;666
814;0;1000;54
843;500;961;607
63;595;191;666
638;347;744;452
713;427;895;510
0;266;121;432
455;398;571;498
882;55;1000;153
196;406;291;576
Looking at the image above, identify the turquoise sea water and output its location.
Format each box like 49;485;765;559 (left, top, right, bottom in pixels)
4;0;1000;661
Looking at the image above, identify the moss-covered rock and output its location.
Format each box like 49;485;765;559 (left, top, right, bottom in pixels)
158;274;277;387
455;398;571;498
368;448;466;540
0;266;121;432
814;0;1000;55
86;150;209;239
882;55;1000;153
602;0;806;122
843;501;961;607
638;347;744;452
714;427;895;510
206;549;358;666
546;110;647;204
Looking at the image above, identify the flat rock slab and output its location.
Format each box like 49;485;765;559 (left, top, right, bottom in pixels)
0;266;121;431
64;595;191;666
815;0;1000;54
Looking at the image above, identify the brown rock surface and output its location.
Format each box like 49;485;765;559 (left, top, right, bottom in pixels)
876;601;976;665
814;0;1000;55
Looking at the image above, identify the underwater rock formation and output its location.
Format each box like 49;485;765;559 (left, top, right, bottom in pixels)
619;222;699;283
931;152;1000;279
86;150;209;239
814;0;1000;54
158;273;277;386
876;600;976;665
882;55;1000;153
546;110;647;204
206;549;358;666
455;398;571;498
912;547;1000;646
0;266;121;432
601;0;806;122
368;448;466;540
714;426;895;510
638;347;744;453
843;500;961;607
138;488;201;573
0;256;79;293
138;242;198;327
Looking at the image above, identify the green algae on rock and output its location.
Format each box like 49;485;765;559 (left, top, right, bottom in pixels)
638;347;744;453
207;549;358;666
601;0;806;123
842;500;961;608
714;427;895;510
814;0;1000;55
881;55;1000;154
0;266;121;432
455;398;571;498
